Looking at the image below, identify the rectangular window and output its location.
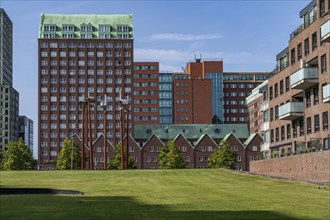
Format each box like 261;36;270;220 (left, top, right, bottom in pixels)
270;108;274;121
307;117;311;134
275;127;279;142
287;124;291;139
291;48;295;64
312;32;317;50
270;129;274;143
281;126;285;141
323;111;328;130
314;114;320;132
285;77;290;92
313;86;319;105
275;106;279;120
320;0;325;17
280;80;284;95
304;38;309;56
274;83;278;98
269;86;273;100
293;121;297;138
306;90;311;108
321;54;327;73
297;43;302;60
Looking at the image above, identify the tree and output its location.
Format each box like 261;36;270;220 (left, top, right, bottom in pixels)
0;148;6;170
56;137;81;170
2;139;34;170
107;144;135;170
208;140;237;169
159;139;186;169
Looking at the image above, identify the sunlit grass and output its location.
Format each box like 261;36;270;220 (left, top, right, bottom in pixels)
0;169;329;220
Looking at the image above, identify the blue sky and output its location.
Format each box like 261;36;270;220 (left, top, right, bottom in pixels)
2;0;309;157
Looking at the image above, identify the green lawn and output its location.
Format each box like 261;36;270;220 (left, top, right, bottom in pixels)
0;169;329;220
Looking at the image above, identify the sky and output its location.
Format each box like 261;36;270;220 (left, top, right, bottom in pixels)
1;0;309;158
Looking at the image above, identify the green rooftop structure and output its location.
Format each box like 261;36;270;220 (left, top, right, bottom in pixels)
38;13;133;39
134;124;250;140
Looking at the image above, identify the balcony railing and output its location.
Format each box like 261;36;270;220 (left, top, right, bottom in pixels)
321;19;330;42
290;67;318;90
279;102;304;120
323;84;330;103
290;14;317;41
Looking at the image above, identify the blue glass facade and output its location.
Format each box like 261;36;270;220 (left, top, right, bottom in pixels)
159;72;173;124
205;72;224;124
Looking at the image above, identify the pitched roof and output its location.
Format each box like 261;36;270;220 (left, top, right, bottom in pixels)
244;133;259;147
221;132;244;147
141;133;165;149
194;133;219;148
134;124;249;140
173;133;194;148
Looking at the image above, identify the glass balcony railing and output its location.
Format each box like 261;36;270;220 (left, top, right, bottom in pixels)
321;19;330;42
290;67;318;90
279;102;304;120
323;84;330;103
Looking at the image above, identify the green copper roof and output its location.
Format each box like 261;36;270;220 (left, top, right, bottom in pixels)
39;13;133;39
243;133;259;146
134;124;249;140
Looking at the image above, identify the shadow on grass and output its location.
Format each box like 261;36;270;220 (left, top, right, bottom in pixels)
0;194;301;220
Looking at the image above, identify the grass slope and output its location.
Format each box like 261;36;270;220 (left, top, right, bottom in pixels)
0;169;329;220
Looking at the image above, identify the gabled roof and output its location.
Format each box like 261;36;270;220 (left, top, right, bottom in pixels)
92;133;115;149
122;134;141;149
134;124;249;140
173;133;194;148
141;133;165;149
221;132;244;147
194;133;219;148
244;133;259;147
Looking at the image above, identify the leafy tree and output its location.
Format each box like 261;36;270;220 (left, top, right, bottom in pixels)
56;137;81;170
159;139;186;169
107;144;135;170
208;140;237;169
2;139;34;170
0;148;6;170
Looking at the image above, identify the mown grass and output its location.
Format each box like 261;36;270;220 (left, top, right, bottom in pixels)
0;169;329;220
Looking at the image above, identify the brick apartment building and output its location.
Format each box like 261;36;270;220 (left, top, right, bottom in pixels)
133;62;160;124
38;13;134;169
246;0;330;157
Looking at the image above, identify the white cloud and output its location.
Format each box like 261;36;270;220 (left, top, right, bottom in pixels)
134;48;274;72
150;33;222;41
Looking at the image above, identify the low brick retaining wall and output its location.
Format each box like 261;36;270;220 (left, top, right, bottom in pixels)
250;151;330;184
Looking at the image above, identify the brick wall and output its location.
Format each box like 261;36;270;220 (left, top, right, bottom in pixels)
250;151;330;184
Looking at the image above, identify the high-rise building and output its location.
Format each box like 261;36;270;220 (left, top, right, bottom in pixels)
159;71;173;124
0;8;19;150
133;62;160;124
38;13;133;169
267;0;330;155
18;116;34;153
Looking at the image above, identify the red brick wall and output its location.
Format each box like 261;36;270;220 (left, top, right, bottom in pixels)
250;151;330;183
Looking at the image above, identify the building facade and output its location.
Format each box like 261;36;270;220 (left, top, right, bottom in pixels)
18;116;34;153
38;13;134;169
159;72;173;124
133;62;160;124
0;8;19;150
267;0;330;155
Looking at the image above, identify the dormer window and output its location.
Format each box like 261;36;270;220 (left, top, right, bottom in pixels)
62;25;74;32
99;25;110;32
44;24;56;32
117;25;129;32
81;24;93;32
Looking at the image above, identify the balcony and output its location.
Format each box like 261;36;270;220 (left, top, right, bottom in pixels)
323;84;330;103
290;67;318;90
279;102;304;120
321;19;330;43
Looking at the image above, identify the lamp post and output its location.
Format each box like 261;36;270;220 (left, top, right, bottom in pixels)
100;94;108;170
118;91;128;169
79;95;87;170
70;135;74;170
125;96;130;169
86;92;96;170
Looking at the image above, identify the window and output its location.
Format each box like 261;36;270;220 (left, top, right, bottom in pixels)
299;119;304;136
236;156;241;162
269;86;273;100
275;127;279;142
274;83;278;98
285;77;290;92
207;146;212;152
198;156;204;162
252;146;257;151
270;129;274;143
287;124;291;139
306;90;311;108
320;0;325;17
281;126;285;141
293;122;297;138
323;111;328;130
275;106;279;120
321;54;327;73
297;43;302;60
270;108;274;121
314;114;320;132
312;32;317;50
307;117;311;134
304;38;309;56
313;87;319;105
201;146;206;152
280;80;284;95
291;48;295;64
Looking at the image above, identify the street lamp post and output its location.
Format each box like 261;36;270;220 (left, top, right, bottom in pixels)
86;92;96;170
79;95;87;170
100;94;108;170
125;96;130;169
71;135;74;170
118;91;128;169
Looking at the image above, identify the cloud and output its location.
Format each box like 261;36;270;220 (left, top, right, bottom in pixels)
134;48;274;72
150;33;222;41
